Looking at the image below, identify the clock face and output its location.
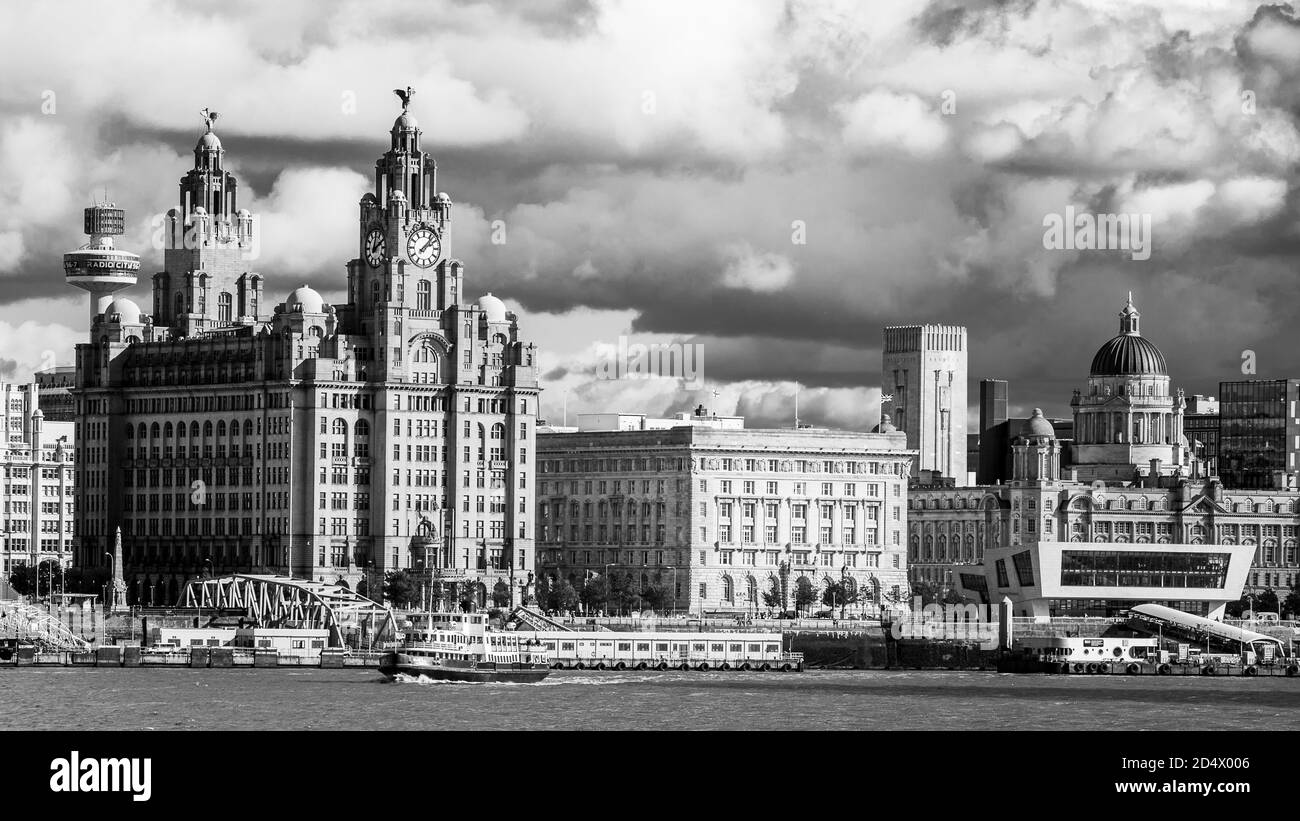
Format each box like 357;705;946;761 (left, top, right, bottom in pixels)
406;226;441;268
364;228;386;268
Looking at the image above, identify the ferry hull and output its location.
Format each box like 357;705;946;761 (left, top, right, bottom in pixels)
379;653;550;684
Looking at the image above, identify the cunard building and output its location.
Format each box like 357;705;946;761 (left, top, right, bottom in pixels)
537;411;914;615
71;94;539;607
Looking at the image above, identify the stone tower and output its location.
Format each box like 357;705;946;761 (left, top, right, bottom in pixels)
882;324;968;481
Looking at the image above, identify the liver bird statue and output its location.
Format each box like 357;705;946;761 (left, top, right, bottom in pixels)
200;107;219;131
394;86;415;112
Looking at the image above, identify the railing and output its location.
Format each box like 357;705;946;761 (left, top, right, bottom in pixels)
549;615;881;633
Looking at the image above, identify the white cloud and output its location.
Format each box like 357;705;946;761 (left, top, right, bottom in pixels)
243;166;371;286
720;243;794;292
839;89;949;157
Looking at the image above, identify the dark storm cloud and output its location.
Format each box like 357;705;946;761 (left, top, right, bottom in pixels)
3;0;1300;430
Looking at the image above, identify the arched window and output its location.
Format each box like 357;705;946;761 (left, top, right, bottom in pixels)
490;423;505;440
722;575;734;604
174;292;185;317
125;424;134;439
163;422;173;438
416;280;431;311
218;292;232;324
243;419;254;436
202;421;213;438
190;421;200;438
355;419;369;437
137;423;147;440
747;576;758;606
332;419;348;435
216;420;226;437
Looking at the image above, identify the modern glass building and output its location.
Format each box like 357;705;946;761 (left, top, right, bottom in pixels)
1218;379;1300;489
971;541;1255;619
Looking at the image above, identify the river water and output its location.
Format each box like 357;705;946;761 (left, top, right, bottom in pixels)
3;669;1298;731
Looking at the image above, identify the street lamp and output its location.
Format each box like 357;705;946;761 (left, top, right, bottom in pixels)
103;551;113;613
669;566;678;617
198;557;213;628
604;563;612;617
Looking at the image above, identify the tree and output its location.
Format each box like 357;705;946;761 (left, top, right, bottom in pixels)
761;577;782;610
793;578;816;614
547;580;579;614
1285;583;1300;620
580;575;609;613
911;580;945;606
8;561;64;598
1225;596;1247;618
641;583;666;612
1256;587;1280;615
821;581;860;619
608;573;634;616
491;580;511;608
382;570;421;609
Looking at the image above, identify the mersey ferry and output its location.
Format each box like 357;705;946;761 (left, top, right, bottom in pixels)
378;611;551;684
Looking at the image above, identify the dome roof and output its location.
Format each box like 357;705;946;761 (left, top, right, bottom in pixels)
196;131;222;151
478;293;507;322
393;112;419;132
284;286;325;314
1089;294;1167;376
1019;408;1055;439
871;415;897;434
1089;334;1168;376
103;297;142;325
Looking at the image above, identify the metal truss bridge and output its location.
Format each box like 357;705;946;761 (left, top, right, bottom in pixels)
0;601;92;651
506;605;573;632
181;574;396;649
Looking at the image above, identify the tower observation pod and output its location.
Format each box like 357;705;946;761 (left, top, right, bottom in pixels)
63;203;141;327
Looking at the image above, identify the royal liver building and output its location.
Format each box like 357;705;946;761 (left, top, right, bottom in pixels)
72;93;540;607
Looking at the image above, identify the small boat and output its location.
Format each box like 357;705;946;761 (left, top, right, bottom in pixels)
378;610;551;684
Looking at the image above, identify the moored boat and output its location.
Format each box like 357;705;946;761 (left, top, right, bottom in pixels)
378;611;550;684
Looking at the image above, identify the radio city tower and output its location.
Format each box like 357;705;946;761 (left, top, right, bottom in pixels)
63;200;141;326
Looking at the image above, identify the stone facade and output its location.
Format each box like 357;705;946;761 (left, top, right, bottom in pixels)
882;324;968;482
71;99;539;608
537;423;915;615
0;381;74;577
910;476;1300;612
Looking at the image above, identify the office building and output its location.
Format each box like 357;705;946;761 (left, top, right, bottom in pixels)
70;96;540;607
1183;394;1220;479
537;411;915;615
1218;380;1300;490
0;381;75;577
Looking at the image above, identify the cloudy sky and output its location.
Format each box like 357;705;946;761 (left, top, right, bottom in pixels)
2;0;1299;429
